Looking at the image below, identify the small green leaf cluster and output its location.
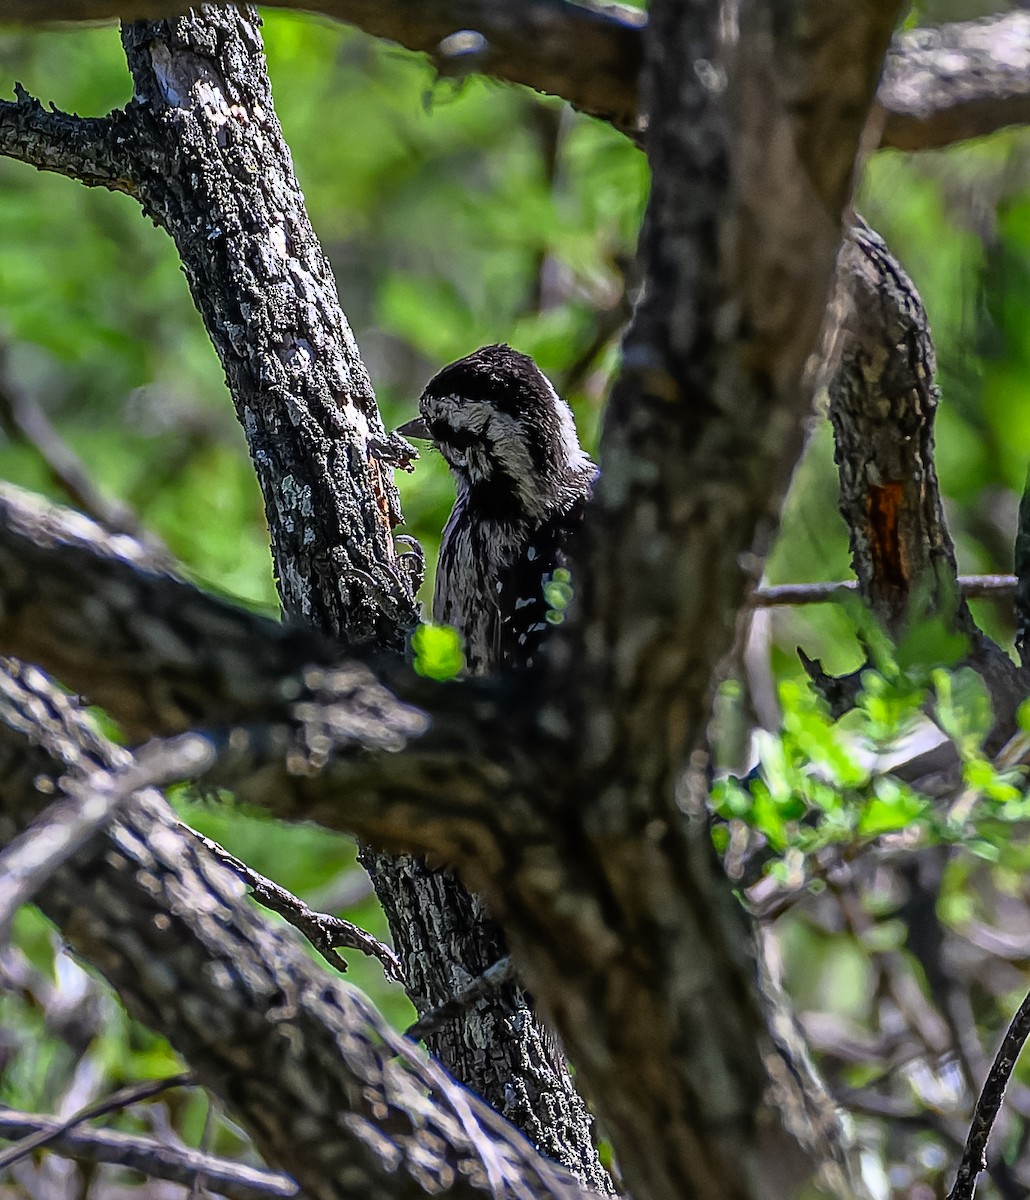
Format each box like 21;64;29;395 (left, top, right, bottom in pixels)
713;615;1029;884
411;622;466;680
543;567;574;625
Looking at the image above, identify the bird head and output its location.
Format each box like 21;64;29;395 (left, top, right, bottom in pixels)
396;344;593;520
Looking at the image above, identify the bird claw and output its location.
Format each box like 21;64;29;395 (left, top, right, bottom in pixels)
395;535;426;600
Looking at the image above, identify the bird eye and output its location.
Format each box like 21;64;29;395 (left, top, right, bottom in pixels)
432;422;478;451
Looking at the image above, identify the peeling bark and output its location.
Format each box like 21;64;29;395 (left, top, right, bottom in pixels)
826;221;1028;738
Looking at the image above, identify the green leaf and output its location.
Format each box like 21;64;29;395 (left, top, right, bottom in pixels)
857;777;927;836
712;776;754;819
895;612;969;677
969;839;1002;863
962;757;1024;806
542;566;573;614
933;667;994;760
412;623;465;680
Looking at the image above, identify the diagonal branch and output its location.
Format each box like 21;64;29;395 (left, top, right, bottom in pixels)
0;657;588;1200
0;481;526;872
119;12;416;646
0;1074;194;1172
187;827;404;979
878;13;1030;152
0;86;134;189
948;984;1030;1200
0;481;334;740
0;733;210;936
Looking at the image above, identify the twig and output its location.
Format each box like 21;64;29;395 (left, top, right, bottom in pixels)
948;987;1030;1200
838;1087;965;1140
188;1097;216;1200
751;575;1017;607
0;1105;295;1200
0;87;133;189
0;732;214;938
1016;470;1030;667
0;349;172;565
0;1073;194;1171
187;829;404;981
406;956;516;1042
796;647;866;719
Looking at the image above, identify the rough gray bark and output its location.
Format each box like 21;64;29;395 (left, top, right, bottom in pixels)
877;14;1030;152
828;223;977;635
358;845;610;1193
0;660;585;1200
0;483;334;739
513;0;903;1194
118;15;415;646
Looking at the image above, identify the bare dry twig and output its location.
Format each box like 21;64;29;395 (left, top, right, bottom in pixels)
948;987;1030;1200
187;827;404;981
0;1074;195;1171
0;1105;295;1200
753;576;1017;607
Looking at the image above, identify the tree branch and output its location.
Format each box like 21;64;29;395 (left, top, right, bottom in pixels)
0;481;335;741
827;220;967;634
878;13;1030;152
0;1074;194;1172
0;482;535;873
187;827;404;980
825;220;1028;738
948;985;1030;1200
6;4;1030;153
500;1;904;1198
0;731;210;937
0;85;133;189
0;657;588;1200
118;13;416;645
0;1106;296;1200
753;575;1018;607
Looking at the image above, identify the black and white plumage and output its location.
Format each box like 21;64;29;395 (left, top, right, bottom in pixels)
398;344;596;674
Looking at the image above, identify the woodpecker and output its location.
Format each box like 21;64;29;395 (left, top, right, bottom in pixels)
397;343;595;674
393;346;604;1183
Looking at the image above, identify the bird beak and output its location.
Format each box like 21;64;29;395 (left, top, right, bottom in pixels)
395;415;431;440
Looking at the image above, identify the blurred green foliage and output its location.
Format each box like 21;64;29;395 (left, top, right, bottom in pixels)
412;621;465;679
5;5;1030;1191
